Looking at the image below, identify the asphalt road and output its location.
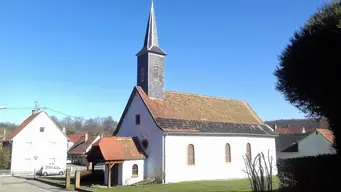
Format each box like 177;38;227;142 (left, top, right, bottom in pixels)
0;176;70;192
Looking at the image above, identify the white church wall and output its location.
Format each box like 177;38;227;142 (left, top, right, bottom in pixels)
116;91;163;180
164;135;277;183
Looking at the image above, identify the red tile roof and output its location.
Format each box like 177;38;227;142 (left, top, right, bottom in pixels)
136;86;263;124
3;112;42;142
68;133;85;143
68;134;97;155
87;137;146;161
115;86;276;136
275;127;316;134
317;129;334;144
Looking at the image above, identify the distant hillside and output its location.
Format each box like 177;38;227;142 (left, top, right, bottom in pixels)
265;119;329;129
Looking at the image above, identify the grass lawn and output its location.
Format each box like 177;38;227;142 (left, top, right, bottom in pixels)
91;177;279;192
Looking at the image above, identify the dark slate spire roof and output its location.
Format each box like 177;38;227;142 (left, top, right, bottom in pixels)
136;1;166;56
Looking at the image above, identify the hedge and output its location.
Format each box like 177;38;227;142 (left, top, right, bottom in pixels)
80;170;104;186
277;154;339;191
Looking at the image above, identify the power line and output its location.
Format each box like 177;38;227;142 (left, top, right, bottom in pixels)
2;106;82;119
2;107;33;110
43;107;82;119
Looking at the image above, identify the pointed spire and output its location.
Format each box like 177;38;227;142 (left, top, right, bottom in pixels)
137;0;166;56
144;0;158;48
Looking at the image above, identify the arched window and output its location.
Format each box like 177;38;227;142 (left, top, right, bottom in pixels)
246;143;252;161
132;164;138;176
225;143;231;162
188;144;195;165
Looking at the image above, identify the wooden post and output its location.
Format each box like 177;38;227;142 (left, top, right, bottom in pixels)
87;162;93;170
91;162;96;175
107;164;111;188
65;168;71;189
75;170;81;189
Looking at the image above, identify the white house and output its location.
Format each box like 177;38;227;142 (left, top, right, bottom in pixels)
276;129;336;159
92;1;277;186
2;110;69;175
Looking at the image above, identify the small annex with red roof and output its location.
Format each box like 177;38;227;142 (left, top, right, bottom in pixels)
86;136;146;187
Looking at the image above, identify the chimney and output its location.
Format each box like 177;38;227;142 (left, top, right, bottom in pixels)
274;124;277;129
32;110;36;115
62;127;66;134
84;133;88;142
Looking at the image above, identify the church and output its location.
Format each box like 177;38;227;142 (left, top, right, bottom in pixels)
87;1;277;186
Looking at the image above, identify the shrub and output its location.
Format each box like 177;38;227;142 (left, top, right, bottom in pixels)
243;150;274;192
277;154;338;191
80;170;104;185
0;148;10;169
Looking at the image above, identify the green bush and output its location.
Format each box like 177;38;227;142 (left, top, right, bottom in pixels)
277;154;338;191
0;148;10;169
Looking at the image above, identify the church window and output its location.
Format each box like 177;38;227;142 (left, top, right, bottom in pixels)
246;143;252;161
141;139;149;150
135;114;141;125
140;67;145;82
132;164;138;176
225;143;231;162
188;144;195;165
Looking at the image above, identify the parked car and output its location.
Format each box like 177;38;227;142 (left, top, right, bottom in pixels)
36;165;65;176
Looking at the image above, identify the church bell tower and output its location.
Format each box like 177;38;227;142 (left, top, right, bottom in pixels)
136;1;167;100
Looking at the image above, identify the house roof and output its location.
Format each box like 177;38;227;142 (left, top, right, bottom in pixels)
115;86;276;136
276;133;310;151
3;111;42;142
275;127;316;134
317;129;334;144
87;136;146;161
68;134;97;155
68;133;85;143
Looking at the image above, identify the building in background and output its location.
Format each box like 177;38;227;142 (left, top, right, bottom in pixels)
67;133;101;166
276;129;335;159
2;110;69;175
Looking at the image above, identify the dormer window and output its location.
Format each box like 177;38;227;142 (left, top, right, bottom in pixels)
135;114;141;125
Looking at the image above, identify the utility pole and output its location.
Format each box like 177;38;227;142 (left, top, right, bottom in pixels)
34;101;40;112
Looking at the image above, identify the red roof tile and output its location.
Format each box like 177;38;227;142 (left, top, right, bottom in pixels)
317;129;334;144
115;86;276;136
3;112;42;142
68;134;97;155
275;127;315;134
68;133;86;143
88;137;146;161
136;86;263;124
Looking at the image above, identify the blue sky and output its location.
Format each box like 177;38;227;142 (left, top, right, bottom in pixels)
0;0;327;124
